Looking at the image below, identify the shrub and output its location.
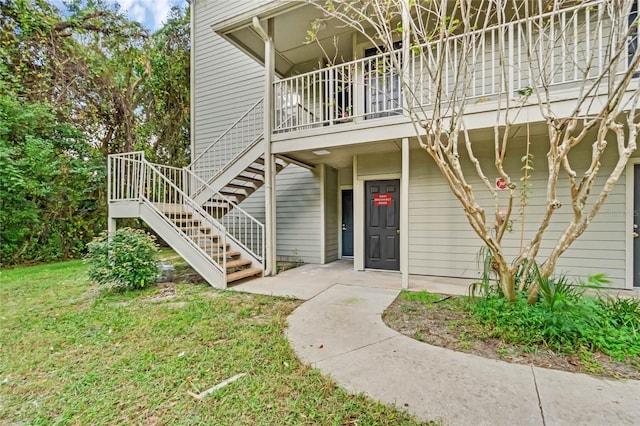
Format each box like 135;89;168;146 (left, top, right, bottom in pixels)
470;271;640;360
85;227;159;290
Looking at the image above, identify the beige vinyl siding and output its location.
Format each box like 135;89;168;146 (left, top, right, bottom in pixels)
234;165;322;264
193;0;267;157
193;1;322;265
408;135;627;288
338;167;353;186
356;152;402;177
324;165;339;262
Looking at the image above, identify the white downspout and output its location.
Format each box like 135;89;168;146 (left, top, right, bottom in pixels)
190;1;196;165
253;17;276;276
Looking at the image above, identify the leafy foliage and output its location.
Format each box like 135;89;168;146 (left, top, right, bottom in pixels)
0;94;106;264
471;277;640;360
85;227;159;290
139;6;191;166
0;1;191;264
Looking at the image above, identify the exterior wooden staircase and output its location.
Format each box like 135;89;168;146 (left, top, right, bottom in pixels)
200;154;288;218
108;152;265;289
164;210;261;283
108;97;286;289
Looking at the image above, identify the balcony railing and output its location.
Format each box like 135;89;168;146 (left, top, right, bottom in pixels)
274;0;637;134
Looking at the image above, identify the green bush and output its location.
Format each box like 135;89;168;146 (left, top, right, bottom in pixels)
470;273;640;360
85;228;159;291
0;94;106;265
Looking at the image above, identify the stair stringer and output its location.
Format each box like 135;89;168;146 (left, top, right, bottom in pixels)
139;202;226;289
192;138;265;206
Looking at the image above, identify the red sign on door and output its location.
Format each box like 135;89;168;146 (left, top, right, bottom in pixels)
374;193;393;206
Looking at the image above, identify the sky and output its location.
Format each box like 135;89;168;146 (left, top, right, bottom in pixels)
51;0;188;31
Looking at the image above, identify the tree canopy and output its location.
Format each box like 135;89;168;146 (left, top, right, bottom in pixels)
0;0;191;264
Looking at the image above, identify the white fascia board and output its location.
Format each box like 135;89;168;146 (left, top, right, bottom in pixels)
210;1;306;34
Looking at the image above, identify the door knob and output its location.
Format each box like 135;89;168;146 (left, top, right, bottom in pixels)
396;229;400;235
634;232;638;238
342;224;347;231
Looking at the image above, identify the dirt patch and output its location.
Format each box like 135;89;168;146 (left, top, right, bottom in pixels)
143;282;178;303
383;295;640;380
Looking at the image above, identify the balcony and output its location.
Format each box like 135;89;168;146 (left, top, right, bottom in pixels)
272;0;638;137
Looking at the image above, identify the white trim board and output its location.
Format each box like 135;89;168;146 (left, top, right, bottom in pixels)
625;157;640;290
338;184;354;260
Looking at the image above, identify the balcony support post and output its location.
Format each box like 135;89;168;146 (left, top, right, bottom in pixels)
254;16;277;276
401;137;409;289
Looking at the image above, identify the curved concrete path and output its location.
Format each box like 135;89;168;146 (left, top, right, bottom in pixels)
233;263;640;425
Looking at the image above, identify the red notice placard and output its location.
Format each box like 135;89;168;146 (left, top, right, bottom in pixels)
374;193;393;206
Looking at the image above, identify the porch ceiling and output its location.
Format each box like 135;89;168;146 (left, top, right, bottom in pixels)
212;2;356;77
285;139;403;169
278;121;551;170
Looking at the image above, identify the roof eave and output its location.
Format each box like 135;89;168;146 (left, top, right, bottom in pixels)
211;0;307;35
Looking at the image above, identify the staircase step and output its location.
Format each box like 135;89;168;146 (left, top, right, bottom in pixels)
164;211;192;218
255;157;287;170
210;250;241;260
226;183;255;191
235;175;263;185
244;166;265;175
225;259;252;270
172;218;201;225
199;241;228;249
220;190;242;197
227;267;263;283
180;226;212;234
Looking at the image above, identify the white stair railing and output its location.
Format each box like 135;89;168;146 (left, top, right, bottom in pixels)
153;163;264;266
189;98;264;195
186;169;264;265
109;152;227;277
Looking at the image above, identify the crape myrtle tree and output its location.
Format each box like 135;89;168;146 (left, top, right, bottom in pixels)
308;0;640;302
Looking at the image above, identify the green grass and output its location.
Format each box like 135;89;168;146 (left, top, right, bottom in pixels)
0;261;426;425
400;291;443;304
396;290;640;369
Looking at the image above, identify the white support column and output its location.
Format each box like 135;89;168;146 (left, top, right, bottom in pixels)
108;217;116;234
254;17;276;276
353;155;364;271
401;137;410;289
269;151;277;274
319;164;326;264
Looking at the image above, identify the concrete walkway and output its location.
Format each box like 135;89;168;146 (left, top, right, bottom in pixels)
232;262;640;425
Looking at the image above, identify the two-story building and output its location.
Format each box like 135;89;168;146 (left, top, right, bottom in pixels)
108;0;639;291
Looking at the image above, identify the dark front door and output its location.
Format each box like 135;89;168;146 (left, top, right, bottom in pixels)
365;180;400;270
342;189;354;257
634;165;640;287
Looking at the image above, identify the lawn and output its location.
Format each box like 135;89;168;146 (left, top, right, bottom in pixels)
0;260;424;425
